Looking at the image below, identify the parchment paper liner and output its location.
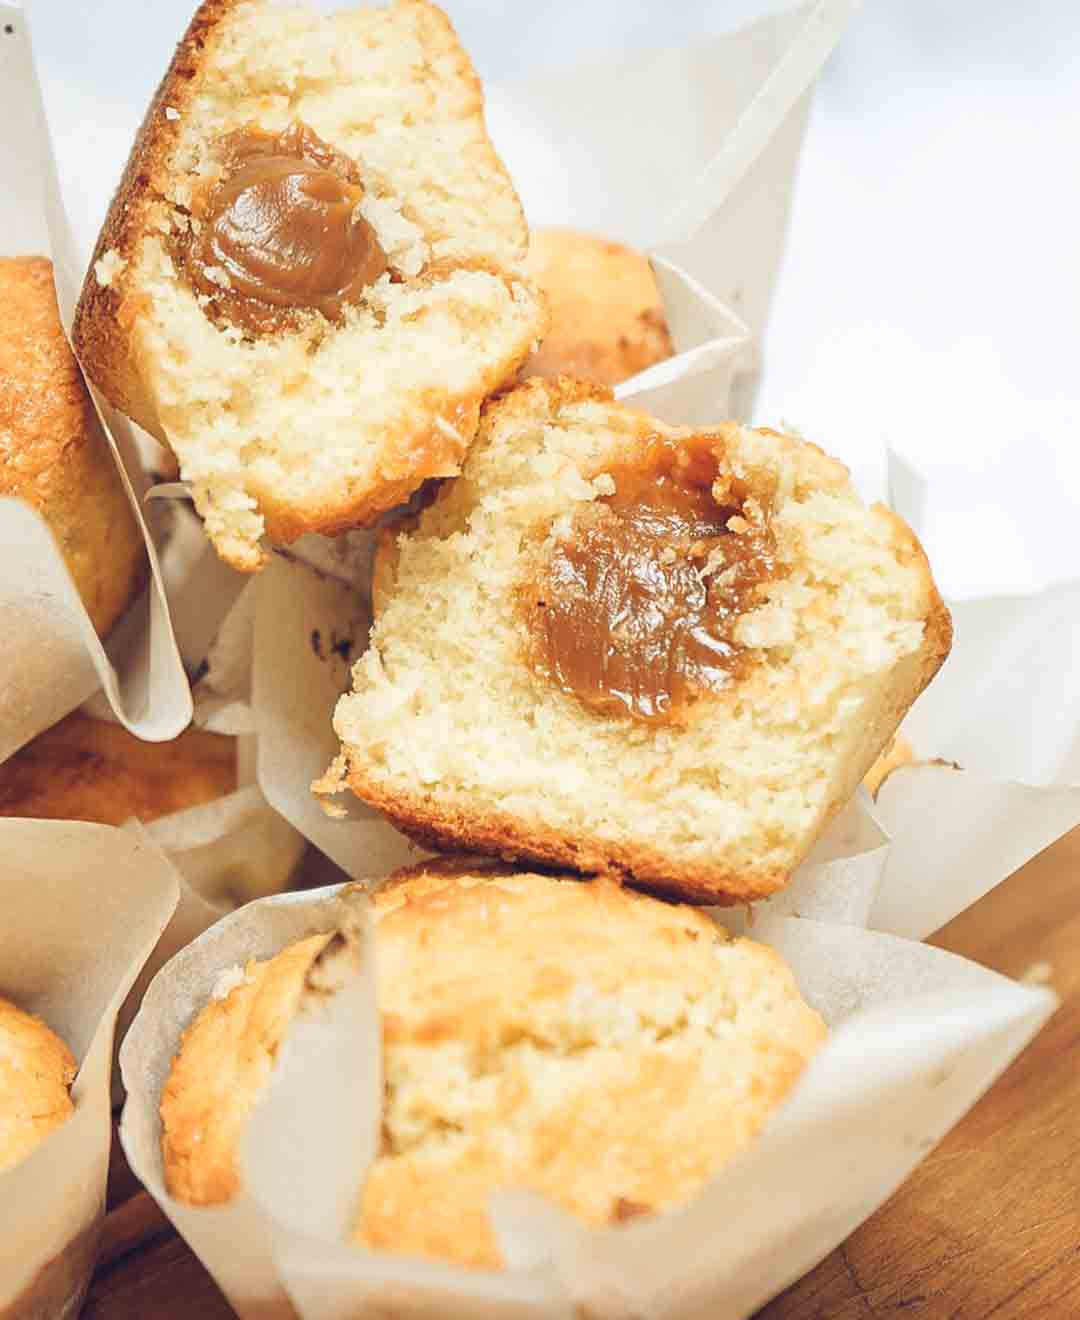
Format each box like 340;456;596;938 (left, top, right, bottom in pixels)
0;820;178;1316
0;6;193;761
120;865;1054;1320
120;886;369;1319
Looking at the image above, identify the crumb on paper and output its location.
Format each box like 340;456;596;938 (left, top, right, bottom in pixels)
592;473;616;497
305;930;364;999
164;105;180;120
94;249;126;287
1021;961;1054;986
211;963;251;1000
312;752;350;817
434;415;462;445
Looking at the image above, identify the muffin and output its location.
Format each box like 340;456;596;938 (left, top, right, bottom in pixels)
159;862;825;1267
327;378;951;903
0;255;144;635
522;228;673;385
73;0;546;570
0;998;76;1177
0;712;236;826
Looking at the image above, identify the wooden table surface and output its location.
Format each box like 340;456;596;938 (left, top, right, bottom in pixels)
84;827;1080;1319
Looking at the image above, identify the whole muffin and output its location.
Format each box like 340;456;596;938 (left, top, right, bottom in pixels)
160;862;825;1268
0;712;236;826
0;997;76;1176
0;256;144;636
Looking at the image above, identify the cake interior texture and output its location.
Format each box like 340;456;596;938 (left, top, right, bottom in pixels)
78;0;544;568
333;379;950;900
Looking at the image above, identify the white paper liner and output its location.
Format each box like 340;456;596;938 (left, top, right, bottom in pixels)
119;874;1054;1320
0;6;192;760
613;260;753;427
158;504;249;677
252;554;427;879
119;885;370;1319
485;2;851;253
147;784;309;910
0;820;177;1315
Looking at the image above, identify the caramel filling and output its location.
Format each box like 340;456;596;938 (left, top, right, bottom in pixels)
526;435;777;723
181;122;388;331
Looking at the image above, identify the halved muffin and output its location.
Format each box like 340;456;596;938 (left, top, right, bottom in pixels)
327;378;951;902
74;0;545;569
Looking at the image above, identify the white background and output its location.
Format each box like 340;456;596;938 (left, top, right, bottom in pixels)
24;0;1080;599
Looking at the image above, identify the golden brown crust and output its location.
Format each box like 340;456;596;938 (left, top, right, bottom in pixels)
160;932;331;1205
522;229;674;385
0;997;76;1176
0;712;236;826
0;256;145;635
344;766;791;904
358;863;825;1267
73;0;237;440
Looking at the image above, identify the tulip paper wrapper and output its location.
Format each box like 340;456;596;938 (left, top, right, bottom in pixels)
0;5;199;761
0;821;177;1317
120;860;1054;1320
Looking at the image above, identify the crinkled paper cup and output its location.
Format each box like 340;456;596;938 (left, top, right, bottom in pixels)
120;870;1053;1320
0;820;177;1317
0;5;193;759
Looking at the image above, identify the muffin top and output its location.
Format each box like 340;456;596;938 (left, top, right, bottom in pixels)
160;862;825;1269
0;996;76;1177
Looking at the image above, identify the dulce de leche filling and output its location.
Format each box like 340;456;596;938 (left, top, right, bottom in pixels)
179;122;389;332
525;435;778;723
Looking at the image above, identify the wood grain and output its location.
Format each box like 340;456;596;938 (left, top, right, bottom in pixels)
760;825;1080;1319
84;828;1080;1319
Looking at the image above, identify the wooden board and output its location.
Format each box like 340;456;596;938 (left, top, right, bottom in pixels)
84;828;1080;1319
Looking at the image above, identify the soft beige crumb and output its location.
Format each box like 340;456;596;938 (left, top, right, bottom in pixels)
74;0;546;570
334;378;952;903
